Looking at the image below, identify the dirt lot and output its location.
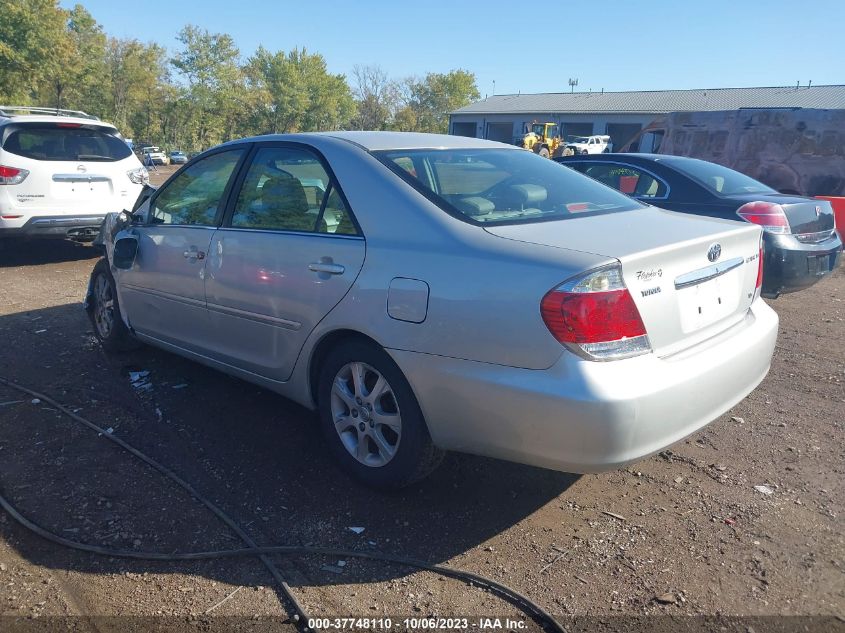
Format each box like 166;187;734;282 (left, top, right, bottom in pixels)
0;197;842;631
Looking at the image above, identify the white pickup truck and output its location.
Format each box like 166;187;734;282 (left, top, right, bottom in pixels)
566;135;612;155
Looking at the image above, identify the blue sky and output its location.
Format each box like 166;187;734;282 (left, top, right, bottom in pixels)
61;0;844;96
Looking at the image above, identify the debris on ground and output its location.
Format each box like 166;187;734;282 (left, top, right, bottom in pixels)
30;398;41;405
732;416;745;424
129;371;152;390
602;511;626;522
320;564;345;574
654;592;677;604
348;526;365;534
754;485;775;495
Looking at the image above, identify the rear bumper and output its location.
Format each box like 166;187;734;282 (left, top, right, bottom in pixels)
0;214;106;240
390;299;778;474
762;232;842;297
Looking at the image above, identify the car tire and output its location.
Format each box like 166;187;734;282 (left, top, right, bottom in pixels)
317;340;444;489
87;258;139;353
581;149;589;155
539;147;550;158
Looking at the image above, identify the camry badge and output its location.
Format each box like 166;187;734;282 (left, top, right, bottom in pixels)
707;243;722;263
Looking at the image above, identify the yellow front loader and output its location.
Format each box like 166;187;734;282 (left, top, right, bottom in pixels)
520;122;571;158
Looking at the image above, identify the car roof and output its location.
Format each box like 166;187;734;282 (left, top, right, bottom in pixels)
221;131;519;152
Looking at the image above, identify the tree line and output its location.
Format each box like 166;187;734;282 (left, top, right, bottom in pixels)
0;0;481;151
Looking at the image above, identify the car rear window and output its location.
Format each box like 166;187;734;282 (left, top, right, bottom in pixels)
375;148;642;225
2;124;132;162
665;157;775;196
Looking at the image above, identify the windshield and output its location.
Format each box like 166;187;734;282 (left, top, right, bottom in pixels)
668;157;776;196
375;148;642;225
571;136;589;143
3;124;133;162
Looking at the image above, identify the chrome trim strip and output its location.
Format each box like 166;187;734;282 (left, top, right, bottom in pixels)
216;226;364;240
121;283;206;308
30;216;105;226
206;302;301;330
794;229;836;244
52;174;111;183
674;256;744;290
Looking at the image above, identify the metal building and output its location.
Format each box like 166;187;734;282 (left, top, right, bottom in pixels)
449;84;845;150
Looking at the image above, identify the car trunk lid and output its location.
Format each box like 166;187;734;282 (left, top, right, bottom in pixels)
484;207;762;357
735;194;836;241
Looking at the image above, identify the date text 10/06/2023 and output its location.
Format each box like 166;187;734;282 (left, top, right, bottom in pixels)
306;617;528;630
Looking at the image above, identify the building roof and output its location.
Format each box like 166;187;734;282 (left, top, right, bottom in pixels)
451;85;845;116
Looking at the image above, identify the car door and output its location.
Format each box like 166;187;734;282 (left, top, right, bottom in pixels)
204;143;365;381
117;148;246;352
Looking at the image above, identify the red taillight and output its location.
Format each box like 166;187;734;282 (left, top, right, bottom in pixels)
0;165;29;185
56;123;82;128
542;288;646;343
756;245;764;290
541;266;651;361
0;166;21;178
736;201;791;234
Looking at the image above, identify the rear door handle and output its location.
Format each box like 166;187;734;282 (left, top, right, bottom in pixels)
308;262;345;275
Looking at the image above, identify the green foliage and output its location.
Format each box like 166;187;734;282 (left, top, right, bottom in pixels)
245;47;355;134
0;3;480;147
0;0;69;103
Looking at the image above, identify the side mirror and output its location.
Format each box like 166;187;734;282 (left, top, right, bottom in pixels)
113;232;138;270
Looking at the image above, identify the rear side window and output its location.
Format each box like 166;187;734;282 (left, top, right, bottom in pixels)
375;148;642;225
665;157;775;196
231;146;358;235
3;125;132;162
571;162;668;199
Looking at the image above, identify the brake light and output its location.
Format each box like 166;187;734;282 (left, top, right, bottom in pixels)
56;123;82;128
756;245;764;290
541;265;651;361
736;201;791;234
0;165;29;185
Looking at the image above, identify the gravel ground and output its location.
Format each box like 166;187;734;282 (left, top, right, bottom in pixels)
0;200;842;632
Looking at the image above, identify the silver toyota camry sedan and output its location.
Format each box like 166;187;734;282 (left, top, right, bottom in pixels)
86;132;778;489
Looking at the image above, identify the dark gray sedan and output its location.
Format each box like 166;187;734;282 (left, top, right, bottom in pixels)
557;153;842;298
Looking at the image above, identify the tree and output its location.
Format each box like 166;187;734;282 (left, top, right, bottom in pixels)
351;64;401;130
245;47;355;134
0;0;69;104
405;70;480;133
42;4;109;113
171;25;243;149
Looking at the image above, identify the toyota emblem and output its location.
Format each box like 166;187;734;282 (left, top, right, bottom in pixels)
76;164;87;173
707;243;722;262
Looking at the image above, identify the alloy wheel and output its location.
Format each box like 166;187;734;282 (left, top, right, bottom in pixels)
330;361;402;467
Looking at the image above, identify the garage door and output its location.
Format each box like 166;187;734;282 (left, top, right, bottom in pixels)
452;122;477;137
606;123;643;152
562;123;594;139
485;122;514;144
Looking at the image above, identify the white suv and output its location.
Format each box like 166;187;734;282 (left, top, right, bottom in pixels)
0;106;147;241
566;135;612;155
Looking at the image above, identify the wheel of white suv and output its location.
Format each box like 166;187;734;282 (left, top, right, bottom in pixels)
87;258;139;352
317;340;444;489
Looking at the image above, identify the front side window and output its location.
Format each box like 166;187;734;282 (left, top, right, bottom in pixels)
376;149;642;225
231;146;357;234
150;150;243;226
3;124;132;162
573;162;668;199
666;157;775;196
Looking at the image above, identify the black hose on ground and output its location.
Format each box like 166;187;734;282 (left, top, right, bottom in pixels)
0;376;564;633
